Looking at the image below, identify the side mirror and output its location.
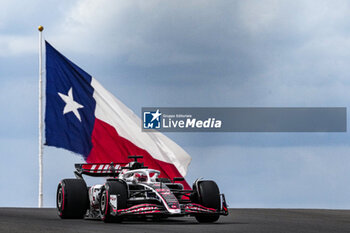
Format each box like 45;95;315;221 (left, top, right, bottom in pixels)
173;177;185;182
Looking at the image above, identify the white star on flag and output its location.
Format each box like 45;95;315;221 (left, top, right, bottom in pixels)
58;87;84;122
151;109;162;122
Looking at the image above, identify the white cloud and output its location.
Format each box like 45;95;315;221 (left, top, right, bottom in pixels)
51;0;238;65
39;0;350;107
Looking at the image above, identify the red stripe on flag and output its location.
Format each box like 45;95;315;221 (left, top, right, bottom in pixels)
87;118;190;189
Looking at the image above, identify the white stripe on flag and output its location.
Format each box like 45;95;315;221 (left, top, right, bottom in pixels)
91;78;191;176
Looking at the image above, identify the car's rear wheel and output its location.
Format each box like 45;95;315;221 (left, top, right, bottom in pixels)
56;179;88;219
100;180;127;223
192;180;220;223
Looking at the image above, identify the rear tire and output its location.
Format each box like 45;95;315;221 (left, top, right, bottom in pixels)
192;180;220;223
56;179;88;219
100;180;127;223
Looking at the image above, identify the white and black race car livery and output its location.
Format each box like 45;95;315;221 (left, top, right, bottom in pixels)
56;156;228;223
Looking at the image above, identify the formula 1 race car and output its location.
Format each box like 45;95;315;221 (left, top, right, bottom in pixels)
56;156;228;223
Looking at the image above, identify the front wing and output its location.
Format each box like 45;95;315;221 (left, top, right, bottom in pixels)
110;194;229;217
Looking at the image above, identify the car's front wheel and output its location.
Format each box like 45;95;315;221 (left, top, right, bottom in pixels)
192;180;221;223
100;180;127;223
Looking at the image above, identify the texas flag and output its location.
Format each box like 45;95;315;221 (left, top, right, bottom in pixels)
45;41;191;188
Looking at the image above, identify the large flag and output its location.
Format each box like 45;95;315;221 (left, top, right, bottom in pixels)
45;41;191;188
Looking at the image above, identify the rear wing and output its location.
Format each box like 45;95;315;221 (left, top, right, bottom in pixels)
74;156;148;178
74;163;127;177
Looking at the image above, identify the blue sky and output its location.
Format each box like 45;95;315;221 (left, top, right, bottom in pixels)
1;0;350;208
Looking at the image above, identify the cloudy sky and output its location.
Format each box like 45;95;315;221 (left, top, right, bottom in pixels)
1;0;350;208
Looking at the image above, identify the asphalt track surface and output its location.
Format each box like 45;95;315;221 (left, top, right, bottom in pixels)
1;208;350;233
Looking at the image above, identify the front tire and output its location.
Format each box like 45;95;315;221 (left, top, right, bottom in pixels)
56;179;88;219
100;180;128;223
192;180;220;223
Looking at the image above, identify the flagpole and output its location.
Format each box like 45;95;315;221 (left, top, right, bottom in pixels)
38;25;44;208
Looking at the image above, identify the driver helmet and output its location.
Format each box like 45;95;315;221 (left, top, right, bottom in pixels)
134;173;147;182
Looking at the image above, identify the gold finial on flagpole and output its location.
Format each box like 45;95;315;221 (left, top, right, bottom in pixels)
38;25;44;31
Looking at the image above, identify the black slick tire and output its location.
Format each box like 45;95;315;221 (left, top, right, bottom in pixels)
100;180;127;223
193;180;220;223
56;179;88;219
